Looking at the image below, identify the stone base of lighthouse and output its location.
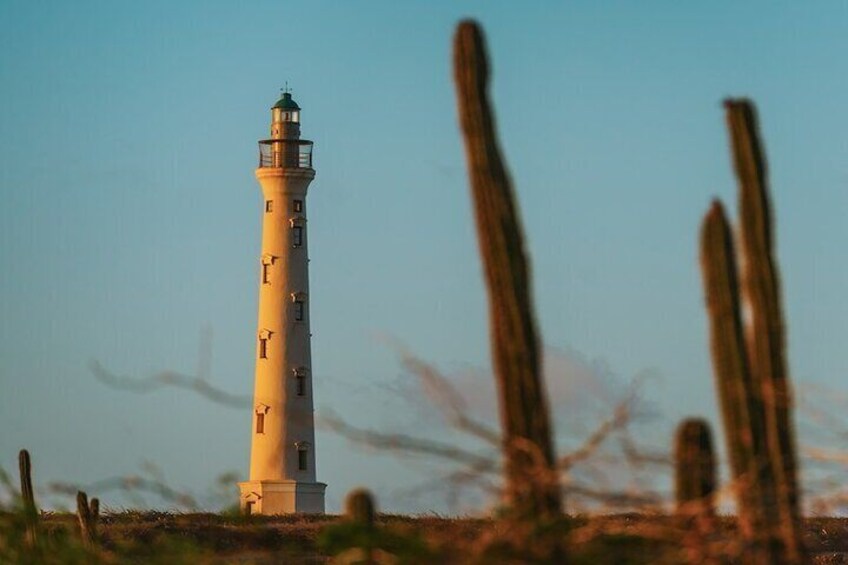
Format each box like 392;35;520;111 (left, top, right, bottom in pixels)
238;480;326;515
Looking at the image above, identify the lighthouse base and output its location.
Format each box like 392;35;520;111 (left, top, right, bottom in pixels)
238;480;326;515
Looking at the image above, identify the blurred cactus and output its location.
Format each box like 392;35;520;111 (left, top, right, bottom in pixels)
700;201;773;554
90;497;100;523
335;488;378;564
699;100;805;563
674;418;717;565
725;99;804;562
344;488;376;526
76;490;97;547
452;19;560;521
673;418;716;517
18;449;38;547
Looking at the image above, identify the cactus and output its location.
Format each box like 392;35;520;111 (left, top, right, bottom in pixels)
344;488;376;526
90;497;100;523
674;418;718;564
701;199;781;563
452;19;560;520
77;491;95;547
342;488;377;564
673;418;716;518
699;100;805;564
725;99;804;562
76;490;97;547
18;449;38;547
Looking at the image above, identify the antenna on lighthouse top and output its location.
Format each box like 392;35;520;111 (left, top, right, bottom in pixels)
281;82;291;95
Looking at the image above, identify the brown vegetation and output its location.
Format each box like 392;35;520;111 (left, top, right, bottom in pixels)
0;511;845;563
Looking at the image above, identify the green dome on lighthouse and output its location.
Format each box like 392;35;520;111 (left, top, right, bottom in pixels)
272;92;300;110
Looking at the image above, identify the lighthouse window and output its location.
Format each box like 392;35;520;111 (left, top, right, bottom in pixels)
265;200;273;213
293;199;303;213
261;255;275;284
294;300;305;321
292;226;303;247
298;447;308;471
259;337;268;359
296;375;306;396
256;413;265;434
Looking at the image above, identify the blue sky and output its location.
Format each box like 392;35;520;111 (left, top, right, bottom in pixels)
2;1;848;513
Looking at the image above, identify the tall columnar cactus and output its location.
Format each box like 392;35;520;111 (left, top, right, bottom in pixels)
699;100;805;564
90;497;100;523
452;19;560;521
725;99;804;562
18;449;38;547
673;418;716;517
700;202;772;549
76;490;97;547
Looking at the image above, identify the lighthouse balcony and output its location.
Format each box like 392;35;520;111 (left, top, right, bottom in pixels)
258;139;313;169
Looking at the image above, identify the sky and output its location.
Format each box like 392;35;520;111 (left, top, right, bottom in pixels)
2;1;848;514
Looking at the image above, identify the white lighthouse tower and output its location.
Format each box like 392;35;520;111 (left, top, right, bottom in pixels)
238;91;326;514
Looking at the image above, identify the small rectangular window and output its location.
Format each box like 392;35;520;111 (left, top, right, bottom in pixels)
297;375;306;396
292;226;303;247
256;413;265;434
298;449;308;471
265;200;273;213
259;338;268;359
293;199;303;213
294;300;304;321
262;263;270;284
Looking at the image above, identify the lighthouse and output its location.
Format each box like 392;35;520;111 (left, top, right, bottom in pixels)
238;91;326;514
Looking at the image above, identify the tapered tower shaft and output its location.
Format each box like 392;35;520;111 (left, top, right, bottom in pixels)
239;92;326;515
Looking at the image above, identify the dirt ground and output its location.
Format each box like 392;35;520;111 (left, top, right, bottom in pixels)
25;512;848;563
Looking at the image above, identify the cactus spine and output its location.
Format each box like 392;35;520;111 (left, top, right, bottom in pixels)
673;418;716;517
699;100;805;563
18;449;38;547
452;19;560;520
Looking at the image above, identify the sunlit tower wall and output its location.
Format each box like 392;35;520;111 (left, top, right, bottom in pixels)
238;92;326;514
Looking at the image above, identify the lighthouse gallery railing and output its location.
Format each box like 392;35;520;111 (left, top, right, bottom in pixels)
258;139;313;169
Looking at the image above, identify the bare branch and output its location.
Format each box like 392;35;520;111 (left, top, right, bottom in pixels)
398;351;501;446
801;446;848;467
89;359;250;409
48;475;199;510
559;396;631;469
319;413;497;470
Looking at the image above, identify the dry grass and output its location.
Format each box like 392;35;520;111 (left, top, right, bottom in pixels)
0;511;842;564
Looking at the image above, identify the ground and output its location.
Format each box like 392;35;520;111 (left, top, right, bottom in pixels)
5;512;848;564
